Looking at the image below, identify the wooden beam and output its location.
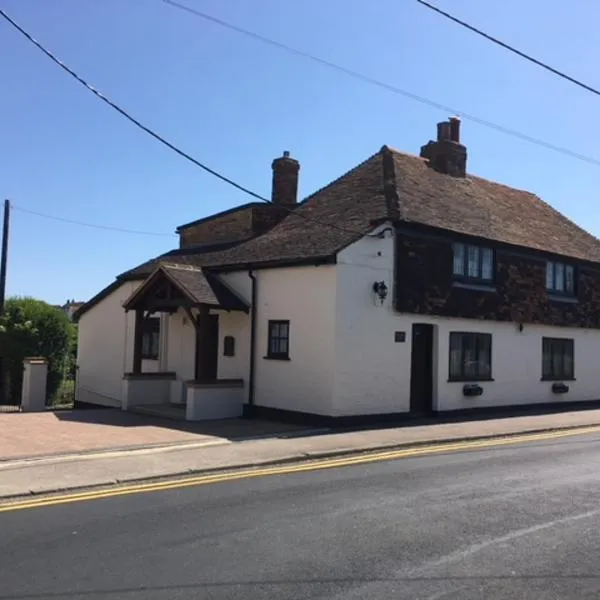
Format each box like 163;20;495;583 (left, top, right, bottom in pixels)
195;305;211;381
133;309;144;374
184;306;199;331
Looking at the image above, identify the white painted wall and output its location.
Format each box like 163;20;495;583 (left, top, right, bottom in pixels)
77;281;140;407
333;223;600;416
215;309;251;382
435;319;600;411
333;224;408;416
217;272;252;402
245;266;337;415
186;382;245;420
165;308;196;404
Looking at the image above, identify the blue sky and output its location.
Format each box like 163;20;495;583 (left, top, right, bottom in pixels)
2;0;599;305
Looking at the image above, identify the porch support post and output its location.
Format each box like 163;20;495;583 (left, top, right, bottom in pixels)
195;305;211;381
133;308;144;374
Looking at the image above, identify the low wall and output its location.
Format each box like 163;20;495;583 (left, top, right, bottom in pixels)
122;372;176;409
186;379;244;421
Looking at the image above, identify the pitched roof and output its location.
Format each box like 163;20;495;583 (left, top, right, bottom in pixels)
122;264;249;312
388;149;600;263
78;141;600;320
122;145;600;278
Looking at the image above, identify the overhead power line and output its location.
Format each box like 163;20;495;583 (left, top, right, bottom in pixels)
12;205;177;237
161;0;600;169
0;8;376;240
416;0;600;98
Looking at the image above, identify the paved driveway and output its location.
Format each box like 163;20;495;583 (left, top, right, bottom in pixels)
0;408;305;461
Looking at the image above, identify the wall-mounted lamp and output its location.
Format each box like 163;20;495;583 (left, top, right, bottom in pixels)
372;281;388;305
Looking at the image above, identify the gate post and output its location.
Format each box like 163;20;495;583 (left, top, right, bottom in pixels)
21;357;48;412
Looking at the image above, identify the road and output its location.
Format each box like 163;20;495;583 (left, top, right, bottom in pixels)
2;432;600;599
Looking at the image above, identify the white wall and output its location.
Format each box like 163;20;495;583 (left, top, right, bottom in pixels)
333;223;600;416
214;271;252;392
435;319;600;411
165;309;196;382
243;266;337;415
216;310;251;382
333;224;408;416
77;281;140;407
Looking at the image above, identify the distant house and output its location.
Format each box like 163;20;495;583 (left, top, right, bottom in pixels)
60;300;85;321
73;118;600;423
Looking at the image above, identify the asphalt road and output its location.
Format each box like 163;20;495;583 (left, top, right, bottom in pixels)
3;433;600;599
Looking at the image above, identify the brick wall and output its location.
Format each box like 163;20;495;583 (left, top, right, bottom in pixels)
394;232;600;329
179;204;290;249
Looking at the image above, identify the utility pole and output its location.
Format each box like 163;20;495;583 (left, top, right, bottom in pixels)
0;198;9;316
0;199;9;405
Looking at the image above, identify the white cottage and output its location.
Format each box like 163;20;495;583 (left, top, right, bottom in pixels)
74;118;600;424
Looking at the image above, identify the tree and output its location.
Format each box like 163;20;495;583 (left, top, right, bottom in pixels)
0;297;74;404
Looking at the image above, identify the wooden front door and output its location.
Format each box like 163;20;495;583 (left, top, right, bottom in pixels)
195;314;219;381
409;323;434;416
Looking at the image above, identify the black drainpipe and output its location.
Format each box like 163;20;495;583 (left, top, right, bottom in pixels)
247;269;257;415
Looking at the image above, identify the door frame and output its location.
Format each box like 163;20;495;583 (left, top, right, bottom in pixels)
409;323;435;416
194;313;219;381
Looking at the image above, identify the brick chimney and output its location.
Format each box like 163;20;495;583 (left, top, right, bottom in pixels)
420;117;467;177
271;151;300;207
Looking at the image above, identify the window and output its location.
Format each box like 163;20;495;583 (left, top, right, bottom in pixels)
223;335;235;357
449;332;492;381
267;320;290;360
546;261;575;295
542;337;574;380
452;243;494;282
141;317;160;360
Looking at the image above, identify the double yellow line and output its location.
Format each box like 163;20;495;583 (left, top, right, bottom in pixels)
1;425;599;513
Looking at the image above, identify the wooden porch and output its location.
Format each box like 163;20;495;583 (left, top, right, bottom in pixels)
121;264;249;420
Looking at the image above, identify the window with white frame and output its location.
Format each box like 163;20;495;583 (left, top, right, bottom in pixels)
546;261;575;296
452;243;494;283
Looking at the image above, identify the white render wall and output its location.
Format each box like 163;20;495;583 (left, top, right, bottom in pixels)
333;224;600;416
77;281;140;408
221;267;337;415
333;225;408;416
77;280;167;408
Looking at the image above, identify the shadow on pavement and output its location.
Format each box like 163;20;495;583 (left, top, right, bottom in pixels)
49;408;329;442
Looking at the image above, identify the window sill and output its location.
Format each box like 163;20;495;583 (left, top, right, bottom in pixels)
452;281;496;293
141;357;159;361
263;355;291;361
547;294;577;304
448;377;494;383
541;377;576;382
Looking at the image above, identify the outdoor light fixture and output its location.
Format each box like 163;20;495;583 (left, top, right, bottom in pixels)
372;281;388;304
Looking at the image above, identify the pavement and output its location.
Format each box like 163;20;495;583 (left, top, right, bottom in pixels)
3;406;600;500
3;430;600;599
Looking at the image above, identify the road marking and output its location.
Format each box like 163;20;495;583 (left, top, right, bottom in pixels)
1;424;600;513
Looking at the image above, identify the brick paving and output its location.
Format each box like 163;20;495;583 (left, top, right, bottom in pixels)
0;408;304;461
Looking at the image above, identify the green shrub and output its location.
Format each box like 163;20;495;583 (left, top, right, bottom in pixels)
0;297;74;404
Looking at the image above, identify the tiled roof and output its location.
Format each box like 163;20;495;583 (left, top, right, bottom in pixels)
163;264;248;311
388;149;600;263
122;145;600;279
122;264;249;312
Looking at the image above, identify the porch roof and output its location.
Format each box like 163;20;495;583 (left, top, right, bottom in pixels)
122;264;249;313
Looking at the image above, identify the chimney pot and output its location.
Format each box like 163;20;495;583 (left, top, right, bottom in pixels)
437;121;451;142
271;151;300;207
420;119;467;178
449;116;461;143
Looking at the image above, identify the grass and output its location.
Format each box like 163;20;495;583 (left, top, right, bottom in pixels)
50;377;75;408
